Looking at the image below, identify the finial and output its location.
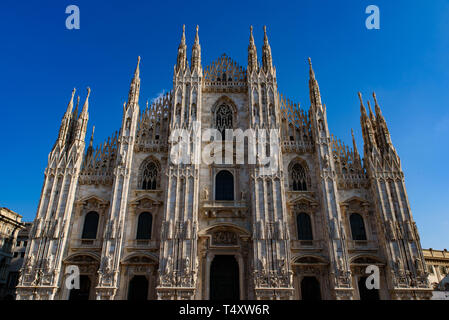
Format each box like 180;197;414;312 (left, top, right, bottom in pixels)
263;26;269;43
308;57;316;79
358;92;363;105
367;100;374;118
249;25;255;44
373;92;378;105
181;24;186;44
66;88;76;113
89;125;95;147
74;95;80;116
133;56;141;78
194;25;199;44
81;87;90;114
372;91;382;116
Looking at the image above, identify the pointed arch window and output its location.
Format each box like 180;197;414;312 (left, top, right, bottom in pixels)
81;211;99;239
139;159;159;190
297;213;313;240
291;163;308;191
350;213;367;241
215;170;234;201
136;212;152;240
215;104;233;138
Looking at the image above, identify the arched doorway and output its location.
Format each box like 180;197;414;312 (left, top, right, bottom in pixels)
128;275;149;300
300;276;321;300
210;255;239;300
358;276;380;300
68;275;91;300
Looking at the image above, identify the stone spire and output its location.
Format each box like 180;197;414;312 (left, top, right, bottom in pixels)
66;88;76;115
351;128;360;160
85;125;95;159
73;95;80;118
89;125;95;149
74;87;90;142
176;25;187;72
308;58;322;109
127;57;141;107
58;88;77;143
248;26;258;73
372;92;393;149
80;87;91;116
359;92;377;153
191;25;201;73
261;26;273;73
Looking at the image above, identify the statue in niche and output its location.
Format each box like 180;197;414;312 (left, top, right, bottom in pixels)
201;186;209;201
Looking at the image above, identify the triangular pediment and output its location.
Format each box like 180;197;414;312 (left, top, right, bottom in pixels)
340;196;369;206
289;193;319;206
76;195;109;206
129;194;162;207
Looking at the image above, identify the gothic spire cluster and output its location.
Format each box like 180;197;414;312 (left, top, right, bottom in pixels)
359;91;395;160
58;87;91;148
174;24;203;75
246;25;274;74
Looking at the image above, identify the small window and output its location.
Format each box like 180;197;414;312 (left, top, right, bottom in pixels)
350;213;367;241
20;252;25;258
297;213;313;240
81;211;99;239
215;170;234;201
136;212;153;240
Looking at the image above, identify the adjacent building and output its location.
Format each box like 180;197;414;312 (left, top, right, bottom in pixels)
0;207;25;299
423;248;449;300
16;25;432;300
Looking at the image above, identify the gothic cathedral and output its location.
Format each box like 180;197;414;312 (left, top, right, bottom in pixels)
16;25;432;300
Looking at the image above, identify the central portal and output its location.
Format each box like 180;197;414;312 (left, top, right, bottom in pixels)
210;255;240;300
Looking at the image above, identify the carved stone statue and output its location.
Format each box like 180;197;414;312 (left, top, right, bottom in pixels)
201;186;209;201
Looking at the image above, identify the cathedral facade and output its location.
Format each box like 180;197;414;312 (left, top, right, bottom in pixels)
16;25;432;300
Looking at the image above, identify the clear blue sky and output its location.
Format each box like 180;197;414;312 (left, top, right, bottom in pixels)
0;1;448;249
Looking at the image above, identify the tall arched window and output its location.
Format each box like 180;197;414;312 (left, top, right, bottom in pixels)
215;104;233;138
297;213;313;240
291;163;308;191
136;212;152;240
81;211;99;239
215;170;234;201
350;213;367;241
139;159;159;190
